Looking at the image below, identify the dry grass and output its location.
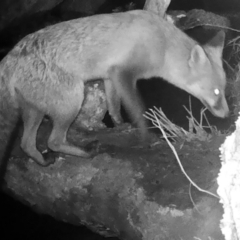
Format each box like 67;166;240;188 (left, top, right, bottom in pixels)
227;36;240;63
144;98;221;143
144;103;219;198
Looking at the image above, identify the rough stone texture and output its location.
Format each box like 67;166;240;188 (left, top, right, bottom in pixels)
176;9;230;32
74;80;107;131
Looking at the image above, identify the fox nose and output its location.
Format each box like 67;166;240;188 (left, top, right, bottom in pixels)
211;106;229;118
202;96;229;118
221;109;229;118
213;94;229;118
224;109;229;117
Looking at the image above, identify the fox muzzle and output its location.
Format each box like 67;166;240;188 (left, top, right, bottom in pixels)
202;95;229;118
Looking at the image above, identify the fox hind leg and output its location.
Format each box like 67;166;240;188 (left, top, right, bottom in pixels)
47;113;90;158
20;106;53;166
47;85;90;159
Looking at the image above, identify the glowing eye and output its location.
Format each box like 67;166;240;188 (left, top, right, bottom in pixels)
214;88;220;96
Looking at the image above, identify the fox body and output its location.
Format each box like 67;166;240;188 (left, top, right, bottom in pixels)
0;10;228;166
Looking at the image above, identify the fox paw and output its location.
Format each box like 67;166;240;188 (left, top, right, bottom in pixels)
39;150;57;166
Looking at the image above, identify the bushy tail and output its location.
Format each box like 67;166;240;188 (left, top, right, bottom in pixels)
0;81;19;171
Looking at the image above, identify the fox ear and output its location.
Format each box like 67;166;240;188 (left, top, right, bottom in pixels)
204;30;225;58
189;45;206;67
207;30;225;48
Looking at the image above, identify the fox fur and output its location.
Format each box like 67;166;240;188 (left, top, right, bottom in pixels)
0;10;228;166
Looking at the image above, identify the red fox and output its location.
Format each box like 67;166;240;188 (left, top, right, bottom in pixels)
0;10;228;166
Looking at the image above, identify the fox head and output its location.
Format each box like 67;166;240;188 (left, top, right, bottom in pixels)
185;30;229;118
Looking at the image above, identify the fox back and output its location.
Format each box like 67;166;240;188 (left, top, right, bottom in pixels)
0;10;228;166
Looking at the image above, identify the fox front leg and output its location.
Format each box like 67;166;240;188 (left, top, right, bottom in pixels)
104;79;124;126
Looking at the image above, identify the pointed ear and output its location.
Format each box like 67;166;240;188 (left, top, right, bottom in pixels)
189;45;206;67
208;30;225;48
204;30;225;58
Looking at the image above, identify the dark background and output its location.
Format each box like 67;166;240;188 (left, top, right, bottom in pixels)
0;0;239;239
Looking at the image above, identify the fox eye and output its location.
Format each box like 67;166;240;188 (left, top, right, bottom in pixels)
214;88;220;96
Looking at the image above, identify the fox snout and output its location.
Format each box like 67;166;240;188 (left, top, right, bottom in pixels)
202;93;229;118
